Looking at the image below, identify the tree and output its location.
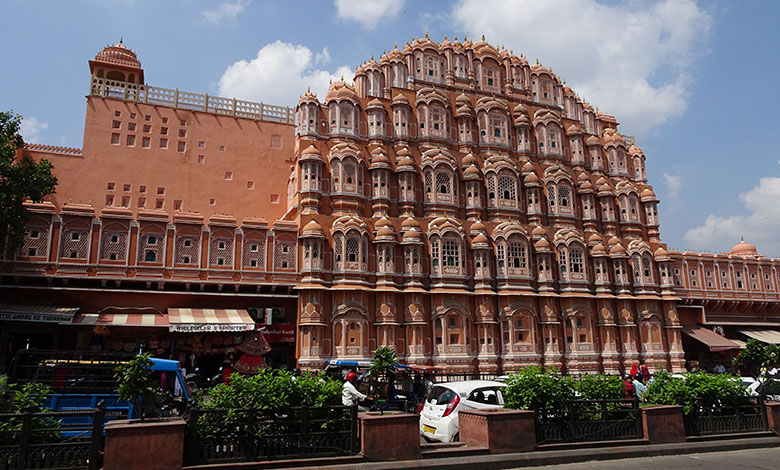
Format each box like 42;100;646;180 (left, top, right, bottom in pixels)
114;354;156;421
733;339;780;380
0;111;58;250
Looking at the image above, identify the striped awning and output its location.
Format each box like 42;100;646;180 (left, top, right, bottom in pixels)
738;328;780;345
72;312;169;327
0;304;79;323
167;308;255;332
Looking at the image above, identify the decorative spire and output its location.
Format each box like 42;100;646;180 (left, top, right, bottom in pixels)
394;42;398;49
425;30;429;39
481;34;485;40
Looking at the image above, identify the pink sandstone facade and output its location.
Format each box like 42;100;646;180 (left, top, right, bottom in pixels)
2;37;780;374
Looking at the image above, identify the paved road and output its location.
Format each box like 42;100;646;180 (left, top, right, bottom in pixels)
521;447;780;469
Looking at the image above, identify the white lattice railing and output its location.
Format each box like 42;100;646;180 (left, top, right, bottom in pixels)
90;77;295;125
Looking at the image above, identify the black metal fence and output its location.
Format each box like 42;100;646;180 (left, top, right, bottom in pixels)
183;405;359;465
0;408;107;470
535;399;642;445
683;396;767;436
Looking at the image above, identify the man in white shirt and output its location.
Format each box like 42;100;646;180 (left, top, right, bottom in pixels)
342;372;371;411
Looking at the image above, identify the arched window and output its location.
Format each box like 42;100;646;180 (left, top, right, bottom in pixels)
507;239;528;275
454;55;466;78
404;246;421;274
393;108;409;137
618;195;629;222
466;181;480;207
145;251;156;262
432;236;463;275
547;184;557;213
427;168;454;204
332;157;362;194
568;247;584;275
558;185;572;214
642;255;654;284
629;194;640;222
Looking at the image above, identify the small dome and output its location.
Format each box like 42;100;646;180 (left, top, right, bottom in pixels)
592;243;607;254
471;220;487;232
401;217;419;228
654;247;669;259
302;220;324;237
456;93;471;106
377;226;395;238
463;164;479;175
729;239;759;256
366;98;385;110
586;135;601;146
461;152;477;167
94;38;141;68
534;238;551;250
472;233;489;244
326;81;358;103
524;172;540;184
403;228;422;240
532;225;547;237
588;233;603;244
610;244;626;254
392;93;410;106
640;188;656;202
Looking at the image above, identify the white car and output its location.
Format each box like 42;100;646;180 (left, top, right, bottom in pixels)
419;380;507;443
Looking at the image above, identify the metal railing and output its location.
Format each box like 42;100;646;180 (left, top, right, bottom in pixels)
89;78;295;125
183;405;359;465
683;396;767;436
10;350;136;394
0;408;107;470
534;398;642;445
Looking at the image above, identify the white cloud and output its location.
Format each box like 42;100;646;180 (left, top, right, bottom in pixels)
19;116;48;143
203;0;250;26
451;0;711;137
683;177;780;256
662;173;683;197
217;41;352;106
334;0;405;30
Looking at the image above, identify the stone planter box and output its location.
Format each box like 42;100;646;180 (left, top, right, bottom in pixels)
766;401;780;435
359;411;420;461
104;418;186;470
641;405;685;444
459;408;536;453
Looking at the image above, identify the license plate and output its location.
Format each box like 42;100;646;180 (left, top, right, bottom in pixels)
423;424;436;434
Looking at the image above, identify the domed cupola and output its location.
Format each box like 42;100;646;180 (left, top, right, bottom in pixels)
90;38;144;84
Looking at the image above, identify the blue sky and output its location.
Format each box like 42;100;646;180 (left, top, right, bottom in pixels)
2;0;779;256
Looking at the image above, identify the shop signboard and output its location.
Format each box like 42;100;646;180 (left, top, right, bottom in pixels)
169;323;255;333
262;324;296;343
0;312;74;323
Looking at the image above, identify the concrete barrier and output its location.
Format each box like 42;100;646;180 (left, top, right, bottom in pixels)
641;405;686;444
104;418;186;470
459;408;536;453
359;411;421;461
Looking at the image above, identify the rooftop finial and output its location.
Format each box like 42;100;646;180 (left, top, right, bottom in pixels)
394;42;398;49
741;236;744;242
340;75;344;81
481;34;485;40
536;58;539;64
119;37;123;46
425;30;429;39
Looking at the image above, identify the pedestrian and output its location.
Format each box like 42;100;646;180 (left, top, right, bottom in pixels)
342;372;371;411
630;363;639;378
632;373;647;400
623;374;636;399
640;364;650;383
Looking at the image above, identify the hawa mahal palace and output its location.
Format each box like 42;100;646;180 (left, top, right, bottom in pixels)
3;36;779;374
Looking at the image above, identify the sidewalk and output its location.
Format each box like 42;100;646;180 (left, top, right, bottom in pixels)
287;435;780;470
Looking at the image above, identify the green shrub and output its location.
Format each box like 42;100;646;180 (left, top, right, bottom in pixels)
574;374;625;401
503;366;575;416
0;377;61;445
643;370;749;416
195;369;343;441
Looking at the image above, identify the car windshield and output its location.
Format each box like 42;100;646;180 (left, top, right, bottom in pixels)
427;386;457;405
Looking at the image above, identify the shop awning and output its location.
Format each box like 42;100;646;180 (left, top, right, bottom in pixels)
167;308;255;332
731;339;748;349
682;326;740;352
98;312;169;327
0;304;79;323
738;328;780;344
